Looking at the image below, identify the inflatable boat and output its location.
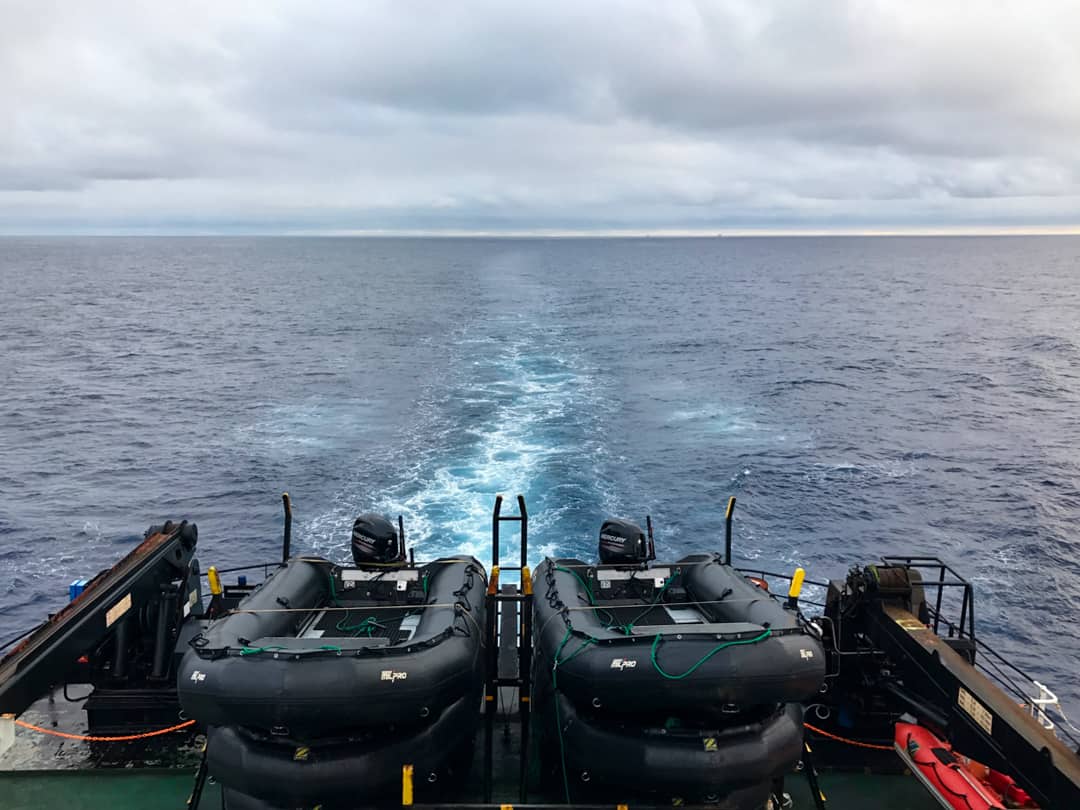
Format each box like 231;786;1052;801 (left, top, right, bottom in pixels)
533;518;826;804
554;694;804;806
895;721;1037;810
209;692;477;807
178;516;487;737
533;525;825;716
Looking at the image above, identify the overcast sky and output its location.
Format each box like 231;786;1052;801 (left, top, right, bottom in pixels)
3;1;1080;234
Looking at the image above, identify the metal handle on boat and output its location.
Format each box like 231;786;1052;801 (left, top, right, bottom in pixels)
281;493;293;564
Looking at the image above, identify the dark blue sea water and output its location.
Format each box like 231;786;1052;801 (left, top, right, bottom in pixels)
2;236;1078;714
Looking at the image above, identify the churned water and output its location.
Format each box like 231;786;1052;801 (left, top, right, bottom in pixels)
1;236;1078;711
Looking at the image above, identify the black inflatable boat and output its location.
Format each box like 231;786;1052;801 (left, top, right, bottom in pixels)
533;518;826;805
178;532;485;734
208;693;477;807
176;514;487;807
554;695;805;807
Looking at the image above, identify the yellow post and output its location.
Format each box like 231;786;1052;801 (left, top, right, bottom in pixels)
786;567;806;609
401;764;414;806
521;565;532;595
207;566;222;596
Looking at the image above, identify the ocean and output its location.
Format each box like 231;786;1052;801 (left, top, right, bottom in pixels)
1;235;1078;712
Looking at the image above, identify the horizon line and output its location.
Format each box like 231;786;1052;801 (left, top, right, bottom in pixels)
3;225;1080;238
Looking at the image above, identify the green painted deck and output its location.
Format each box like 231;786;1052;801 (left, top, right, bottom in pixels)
0;687;940;809
0;768;938;809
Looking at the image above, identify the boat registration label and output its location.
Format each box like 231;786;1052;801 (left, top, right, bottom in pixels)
105;593;132;628
958;687;993;734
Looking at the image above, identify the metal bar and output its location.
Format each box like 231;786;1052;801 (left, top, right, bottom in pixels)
281;493;293;564
724;496;736;564
185;747;209;809
492;495;503;569
801;742;828;810
202;562;281;576
517;494;528;570
519;568;533;802
482;570;499;802
933;564;945;636
966;583;977;654
958;583;969;640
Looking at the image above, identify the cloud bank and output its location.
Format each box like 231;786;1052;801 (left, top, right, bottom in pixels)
3;1;1080;233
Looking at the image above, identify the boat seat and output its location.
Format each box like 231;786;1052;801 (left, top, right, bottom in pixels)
629;621;766;638
247;636;390;651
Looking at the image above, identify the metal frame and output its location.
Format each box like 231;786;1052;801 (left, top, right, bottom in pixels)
483;494;532;803
880;555;976;643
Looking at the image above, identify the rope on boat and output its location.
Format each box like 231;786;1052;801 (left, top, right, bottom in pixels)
12;718;195;742
223;601;463;614
803;722;894;751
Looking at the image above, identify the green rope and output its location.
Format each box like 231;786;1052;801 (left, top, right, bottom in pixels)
551;627;598;804
336;614;381;637
327;567;342;606
613;574;675;635
239;645;285;656
554;566;615;626
649;628;772;680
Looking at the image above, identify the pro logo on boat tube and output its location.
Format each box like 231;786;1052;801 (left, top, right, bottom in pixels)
380;670;408;682
610;658;638;670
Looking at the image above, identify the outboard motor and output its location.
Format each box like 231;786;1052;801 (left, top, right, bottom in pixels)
351;513;403;566
598;518;648;565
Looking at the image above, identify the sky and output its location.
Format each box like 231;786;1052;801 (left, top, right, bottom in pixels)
3;1;1080;235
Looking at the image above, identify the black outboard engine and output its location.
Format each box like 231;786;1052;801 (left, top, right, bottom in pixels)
351;513;403;566
598;518;648;565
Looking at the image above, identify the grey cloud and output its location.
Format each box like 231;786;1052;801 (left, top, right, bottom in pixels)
1;1;1079;232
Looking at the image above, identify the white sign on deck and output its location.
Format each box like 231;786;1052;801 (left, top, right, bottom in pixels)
958;687;994;735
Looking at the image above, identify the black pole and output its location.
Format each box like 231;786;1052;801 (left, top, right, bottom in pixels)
186;746;209;810
482;573;498;802
645;515;656;561
724;496;736;565
281;493;292;564
151;584;176;679
802;742;828;810
398;515;406;562
492;495;503;568
516;494;527;568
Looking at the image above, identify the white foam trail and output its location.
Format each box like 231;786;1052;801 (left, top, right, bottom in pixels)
300;320;617;565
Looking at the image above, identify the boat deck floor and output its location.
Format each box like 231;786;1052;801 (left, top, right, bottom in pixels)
1;687;939;809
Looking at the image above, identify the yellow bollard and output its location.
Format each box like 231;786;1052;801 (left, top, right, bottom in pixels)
207;566;222;597
401;764;414;806
786;567;806;610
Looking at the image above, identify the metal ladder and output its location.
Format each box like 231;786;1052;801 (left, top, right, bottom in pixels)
482;494;533;803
